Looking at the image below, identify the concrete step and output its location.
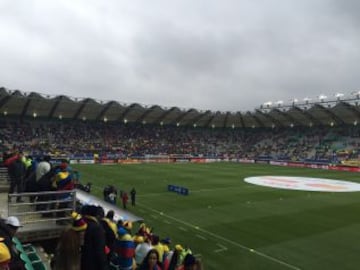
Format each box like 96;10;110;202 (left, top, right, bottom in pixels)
0;184;9;193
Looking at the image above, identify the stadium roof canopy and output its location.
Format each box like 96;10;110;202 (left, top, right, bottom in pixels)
1;87;360;128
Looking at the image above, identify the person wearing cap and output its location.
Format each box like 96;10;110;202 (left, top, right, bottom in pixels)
0;217;24;270
52;212;88;270
123;221;133;234
3;217;22;231
113;227;136;270
54;161;74;195
71;212;88;247
80;205;108;270
137;223;152;241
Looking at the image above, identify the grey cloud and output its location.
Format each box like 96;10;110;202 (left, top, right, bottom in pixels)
0;0;360;111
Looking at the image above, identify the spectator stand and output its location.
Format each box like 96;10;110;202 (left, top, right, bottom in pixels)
7;189;77;243
0;166;10;217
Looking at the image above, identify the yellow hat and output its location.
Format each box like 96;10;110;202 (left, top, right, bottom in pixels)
71;212;88;232
123;221;133;230
133;235;144;243
0;238;11;265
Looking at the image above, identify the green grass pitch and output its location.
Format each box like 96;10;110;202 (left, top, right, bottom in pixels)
72;162;360;270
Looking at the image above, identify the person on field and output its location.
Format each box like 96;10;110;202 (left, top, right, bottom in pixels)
121;192;128;210
130;188;136;206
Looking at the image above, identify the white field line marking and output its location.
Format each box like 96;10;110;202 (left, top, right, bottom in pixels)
193;253;202;258
137;202;301;270
150;214;158;220
196;185;254;192
214;243;228;253
178;226;188;232
196;234;207;240
91;184;300;269
137;192;168;197
92;185;103;191
163;220;172;224
91;183;255;195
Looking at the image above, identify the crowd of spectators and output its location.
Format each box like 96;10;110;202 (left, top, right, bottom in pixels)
51;205;203;270
1;119;360;163
0;208;202;270
1;151;202;270
4;152;86;227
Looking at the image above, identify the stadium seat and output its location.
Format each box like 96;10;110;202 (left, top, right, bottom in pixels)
16;244;42;262
32;262;47;270
13;237;38;255
20;252;47;270
24;262;34;270
109;261;120;270
12;237;22;245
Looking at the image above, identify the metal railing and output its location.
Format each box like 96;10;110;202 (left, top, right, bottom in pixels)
8;190;77;225
0;167;9;182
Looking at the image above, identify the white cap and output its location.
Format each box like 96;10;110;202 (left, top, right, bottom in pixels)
5;216;22;228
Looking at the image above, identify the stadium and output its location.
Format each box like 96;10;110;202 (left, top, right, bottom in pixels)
1;87;360;270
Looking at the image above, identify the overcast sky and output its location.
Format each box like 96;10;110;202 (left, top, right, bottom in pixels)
0;0;359;112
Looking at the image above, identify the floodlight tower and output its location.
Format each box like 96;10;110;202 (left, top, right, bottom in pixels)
334;93;344;102
318;94;327;103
